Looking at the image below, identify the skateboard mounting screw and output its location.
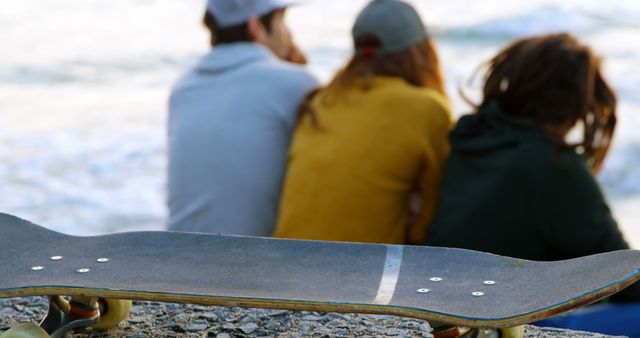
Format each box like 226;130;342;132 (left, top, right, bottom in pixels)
50;256;63;261
97;258;109;263
31;266;44;271
483;280;496;285
429;277;443;282
416;288;431;294
77;268;90;273
472;292;485;297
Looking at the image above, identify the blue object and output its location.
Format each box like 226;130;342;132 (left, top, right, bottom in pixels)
168;43;318;236
535;303;640;337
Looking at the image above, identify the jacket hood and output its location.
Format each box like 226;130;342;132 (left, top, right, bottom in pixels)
450;102;548;154
195;43;275;75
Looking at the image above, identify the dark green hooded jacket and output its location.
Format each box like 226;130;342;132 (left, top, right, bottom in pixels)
425;102;639;301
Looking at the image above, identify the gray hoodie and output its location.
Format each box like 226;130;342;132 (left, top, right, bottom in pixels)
168;42;318;235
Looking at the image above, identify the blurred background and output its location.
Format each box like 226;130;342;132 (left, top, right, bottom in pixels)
1;0;639;247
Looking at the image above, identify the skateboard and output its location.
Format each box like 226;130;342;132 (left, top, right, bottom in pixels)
1;213;639;338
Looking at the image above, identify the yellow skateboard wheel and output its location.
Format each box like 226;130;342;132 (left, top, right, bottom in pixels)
92;298;133;330
0;323;50;338
500;325;524;338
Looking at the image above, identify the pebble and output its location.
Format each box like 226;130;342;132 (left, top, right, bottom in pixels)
301;314;323;321
172;312;191;323
335;328;350;336
240;322;259;334
299;324;313;333
419;323;431;332
328;312;353;321
401;320;420;329
267;309;289;317
316;327;333;336
128;316;145;324
0;308;16;317
162;323;186;333
187;323;209;332
221;323;235;330
199;311;219;321
385;328;406;336
264;321;281;331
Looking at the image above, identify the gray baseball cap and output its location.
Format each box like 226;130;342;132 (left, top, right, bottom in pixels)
352;0;429;56
206;0;298;28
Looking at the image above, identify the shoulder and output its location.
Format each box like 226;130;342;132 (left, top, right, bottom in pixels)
382;81;450;112
255;59;319;89
518;143;598;195
169;67;203;109
412;87;450;112
519;143;588;175
385;84;452;129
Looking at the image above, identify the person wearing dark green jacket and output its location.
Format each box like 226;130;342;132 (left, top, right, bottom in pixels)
425;33;640;307
426;102;629;261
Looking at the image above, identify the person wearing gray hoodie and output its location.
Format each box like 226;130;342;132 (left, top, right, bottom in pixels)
168;0;318;235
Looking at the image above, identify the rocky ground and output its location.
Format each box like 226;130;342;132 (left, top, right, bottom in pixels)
0;297;624;337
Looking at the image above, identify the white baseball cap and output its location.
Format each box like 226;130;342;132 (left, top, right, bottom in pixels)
206;0;298;28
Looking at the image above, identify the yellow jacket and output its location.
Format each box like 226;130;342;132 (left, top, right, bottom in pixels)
274;76;452;244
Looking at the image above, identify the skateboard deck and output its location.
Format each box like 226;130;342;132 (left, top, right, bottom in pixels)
1;213;640;336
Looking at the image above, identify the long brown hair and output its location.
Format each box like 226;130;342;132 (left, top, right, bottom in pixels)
477;33;616;172
299;36;446;125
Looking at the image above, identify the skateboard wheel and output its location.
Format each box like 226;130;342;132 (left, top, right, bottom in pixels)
92;298;133;330
0;323;50;338
500;325;524;338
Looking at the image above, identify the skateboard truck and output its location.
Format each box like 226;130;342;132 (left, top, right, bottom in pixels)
432;323;523;338
460;328;523;338
432;325;471;338
39;296;99;338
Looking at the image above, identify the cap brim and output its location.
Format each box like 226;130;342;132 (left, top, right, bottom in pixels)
273;0;299;9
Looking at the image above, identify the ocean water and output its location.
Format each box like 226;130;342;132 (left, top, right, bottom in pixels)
2;0;639;247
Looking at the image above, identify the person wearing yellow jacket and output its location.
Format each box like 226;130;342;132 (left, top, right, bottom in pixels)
274;0;452;244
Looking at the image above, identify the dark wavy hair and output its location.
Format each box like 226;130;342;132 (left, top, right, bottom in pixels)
475;33;617;172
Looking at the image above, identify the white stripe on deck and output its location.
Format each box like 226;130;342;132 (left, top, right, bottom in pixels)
373;245;404;305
